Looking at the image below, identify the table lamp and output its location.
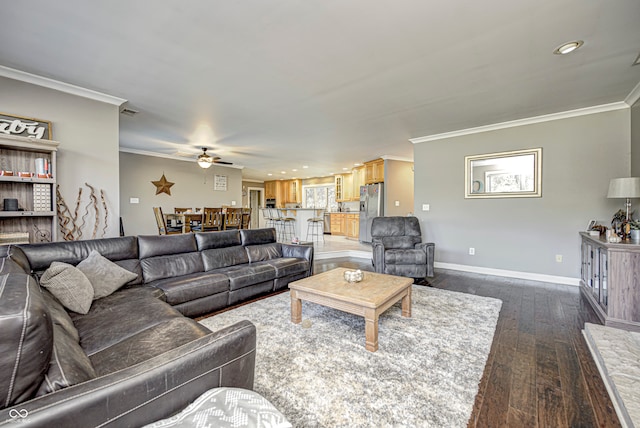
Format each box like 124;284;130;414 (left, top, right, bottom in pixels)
607;177;640;221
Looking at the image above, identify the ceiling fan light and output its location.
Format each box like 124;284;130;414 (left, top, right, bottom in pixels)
197;147;213;168
553;40;583;55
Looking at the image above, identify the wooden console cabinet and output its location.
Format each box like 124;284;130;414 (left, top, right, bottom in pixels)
579;232;640;332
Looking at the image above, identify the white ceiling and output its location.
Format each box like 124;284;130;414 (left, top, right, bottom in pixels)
1;1;639;181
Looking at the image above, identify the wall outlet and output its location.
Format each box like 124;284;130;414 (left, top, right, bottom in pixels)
556;254;563;263
422;204;430;211
129;197;139;204
395;200;400;207
231;201;236;206
469;247;475;256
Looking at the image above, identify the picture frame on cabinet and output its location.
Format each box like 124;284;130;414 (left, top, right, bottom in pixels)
0;112;52;140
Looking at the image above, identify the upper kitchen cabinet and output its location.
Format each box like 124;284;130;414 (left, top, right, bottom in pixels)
364;159;384;184
352;166;365;198
335;173;354;202
264;179;301;206
264;181;277;199
286;179;302;204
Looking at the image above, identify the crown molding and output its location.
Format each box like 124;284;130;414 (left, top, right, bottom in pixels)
119;147;244;169
380;155;413;162
410;102;628;144
242;178;264;183
625;80;640;107
0;65;127;106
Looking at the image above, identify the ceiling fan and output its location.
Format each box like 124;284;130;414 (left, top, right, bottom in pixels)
197;147;233;168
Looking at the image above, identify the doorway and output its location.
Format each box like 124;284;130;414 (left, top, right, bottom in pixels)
248;188;264;229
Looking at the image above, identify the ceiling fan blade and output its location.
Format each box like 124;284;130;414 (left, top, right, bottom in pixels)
213;160;233;165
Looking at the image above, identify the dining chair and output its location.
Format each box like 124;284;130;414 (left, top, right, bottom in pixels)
241;208;251;229
153;207;183;235
202;207;224;232
224;208;243;230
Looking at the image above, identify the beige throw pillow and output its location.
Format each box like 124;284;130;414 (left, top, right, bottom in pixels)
77;250;138;299
40;262;94;314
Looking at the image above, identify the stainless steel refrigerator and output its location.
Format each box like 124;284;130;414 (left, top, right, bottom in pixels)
359;183;384;243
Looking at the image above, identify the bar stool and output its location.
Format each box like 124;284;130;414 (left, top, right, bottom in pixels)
306;209;325;244
269;208;285;241
263;208;276;229
279;209;297;243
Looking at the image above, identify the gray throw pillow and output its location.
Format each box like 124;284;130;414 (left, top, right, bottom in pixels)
40;262;94;314
77;250;138;299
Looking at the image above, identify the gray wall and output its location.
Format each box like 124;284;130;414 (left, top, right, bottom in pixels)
384;160;415;216
632;100;640;177
119;152;243;236
0;76;121;239
413;109;630;279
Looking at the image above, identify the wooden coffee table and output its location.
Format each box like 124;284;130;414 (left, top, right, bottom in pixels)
288;267;413;352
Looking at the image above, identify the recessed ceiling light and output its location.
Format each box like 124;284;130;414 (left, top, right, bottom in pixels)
267;173;272;176
292;169;298;172
342;167;349;171
354;163;362;167
553;40;583;55
280;171;286;174
302;165;309;169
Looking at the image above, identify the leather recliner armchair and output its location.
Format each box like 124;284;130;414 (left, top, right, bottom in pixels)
371;216;435;279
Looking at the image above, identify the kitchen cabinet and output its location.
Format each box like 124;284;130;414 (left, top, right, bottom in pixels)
345;213;359;239
330;213;346;235
286;179;302;204
364;159;384;184
580;232;640;331
335;173;355;202
264;181;276;199
265;179;301;206
0;135;59;243
352;166;365;199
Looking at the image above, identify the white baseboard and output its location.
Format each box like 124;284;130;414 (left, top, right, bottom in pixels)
315;250;372;260
435;262;580;286
314;251;580;286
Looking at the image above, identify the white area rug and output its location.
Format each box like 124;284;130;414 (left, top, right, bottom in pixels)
200;286;502;427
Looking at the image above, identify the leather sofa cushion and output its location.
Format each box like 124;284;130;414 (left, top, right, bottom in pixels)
15;236;139;273
211;265;276;291
384;249;427;265
240;228;277;246
255;258;309;278
201;246;249;271
195;230;242;250
245;243;282;263
149;272;229;305
141;252;204;283
41;289;80;342
0;273;52;408
35;322;96;396
138;234;197;259
70;287;186;356
89;317;210;376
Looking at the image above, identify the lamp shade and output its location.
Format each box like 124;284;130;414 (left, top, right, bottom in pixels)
607;177;640;198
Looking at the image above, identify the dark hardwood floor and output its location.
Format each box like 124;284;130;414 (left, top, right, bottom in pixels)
314;258;621;428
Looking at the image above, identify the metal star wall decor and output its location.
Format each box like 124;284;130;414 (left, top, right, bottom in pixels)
151;173;174;195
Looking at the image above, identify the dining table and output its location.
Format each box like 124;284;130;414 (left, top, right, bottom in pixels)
165;212;204;233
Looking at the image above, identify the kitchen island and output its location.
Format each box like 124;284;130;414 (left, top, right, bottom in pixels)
259;208;325;242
